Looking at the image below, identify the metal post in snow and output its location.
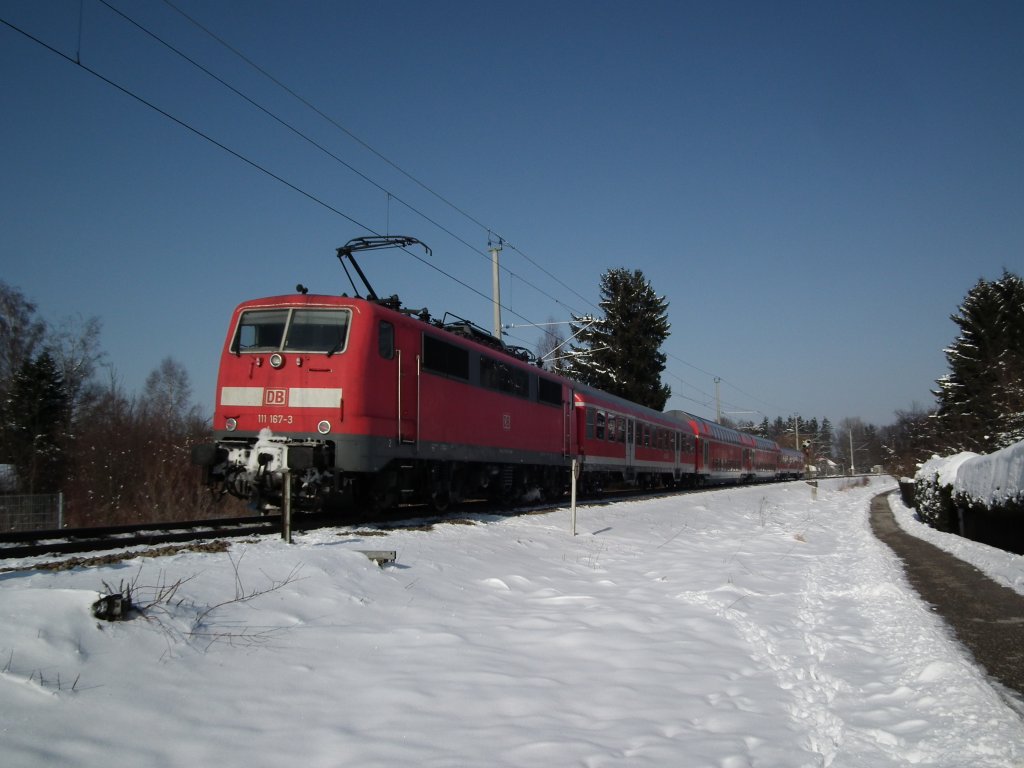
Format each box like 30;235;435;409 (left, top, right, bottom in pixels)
282;470;292;543
571;458;580;536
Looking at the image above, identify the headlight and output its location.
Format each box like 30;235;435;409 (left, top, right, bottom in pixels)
225;417;238;432
269;353;284;368
317;420;331;434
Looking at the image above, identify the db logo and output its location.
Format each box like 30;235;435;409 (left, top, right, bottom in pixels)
265;389;287;406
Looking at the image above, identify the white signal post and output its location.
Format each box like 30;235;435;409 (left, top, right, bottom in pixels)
490;239;503;340
571;458;580;536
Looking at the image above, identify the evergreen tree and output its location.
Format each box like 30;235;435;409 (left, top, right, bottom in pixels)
819;417;834;458
2;351;69;493
0;281;47;388
565;268;671;410
881;405;936;478
934;270;1024;451
863;423;883;468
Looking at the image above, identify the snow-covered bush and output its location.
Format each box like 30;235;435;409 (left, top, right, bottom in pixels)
953;439;1024;516
913;452;978;532
898;477;915;509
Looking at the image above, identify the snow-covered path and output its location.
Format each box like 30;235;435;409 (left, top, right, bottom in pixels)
1;476;1021;767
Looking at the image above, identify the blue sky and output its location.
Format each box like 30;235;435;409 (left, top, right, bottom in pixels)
2;0;1022;428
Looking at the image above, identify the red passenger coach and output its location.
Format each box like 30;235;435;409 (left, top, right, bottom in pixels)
193;237;805;513
574;394;698;489
778;447;807;480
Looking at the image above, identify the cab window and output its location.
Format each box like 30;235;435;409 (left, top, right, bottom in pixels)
232;309;288;352
284;309;351;354
231;307;351;354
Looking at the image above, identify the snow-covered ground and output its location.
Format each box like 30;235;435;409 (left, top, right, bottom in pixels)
2;476;1022;767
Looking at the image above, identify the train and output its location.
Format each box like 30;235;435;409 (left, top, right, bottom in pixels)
192;237;805;512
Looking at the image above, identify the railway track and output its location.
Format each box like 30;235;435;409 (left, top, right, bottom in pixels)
1;480;810;563
0;514;302;560
0;494;608;561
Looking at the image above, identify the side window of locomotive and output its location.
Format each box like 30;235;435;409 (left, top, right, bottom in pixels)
537;377;561;406
232;309;288;352
284;309;351;353
479;356;528;398
422;335;470;381
378;321;395;359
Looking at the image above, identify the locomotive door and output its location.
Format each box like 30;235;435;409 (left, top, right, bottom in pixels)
383;320;416;444
396;348;418;443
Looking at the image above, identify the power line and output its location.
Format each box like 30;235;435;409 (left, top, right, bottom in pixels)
5;6;792;421
159;0;595;319
0;10;541;333
124;2;782;417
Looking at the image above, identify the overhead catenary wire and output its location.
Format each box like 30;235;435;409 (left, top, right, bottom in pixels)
4;3;798;421
133;1;800;418
160;0;599;316
0;11;543;335
95;0;584;320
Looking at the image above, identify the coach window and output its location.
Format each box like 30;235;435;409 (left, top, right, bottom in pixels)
232;309;288;352
586;407;596;439
596;410;606;440
378;321;395;359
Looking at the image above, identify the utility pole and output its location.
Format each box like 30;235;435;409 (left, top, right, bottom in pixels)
714;377;721;422
490;238;503;339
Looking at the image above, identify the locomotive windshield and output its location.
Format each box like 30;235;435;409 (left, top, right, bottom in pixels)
232;308;351;354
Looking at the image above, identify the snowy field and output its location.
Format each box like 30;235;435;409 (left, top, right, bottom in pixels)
1;476;1022;767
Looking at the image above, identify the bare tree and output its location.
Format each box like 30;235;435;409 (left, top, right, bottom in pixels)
50;314;104;417
534;316;568;373
141;357;201;432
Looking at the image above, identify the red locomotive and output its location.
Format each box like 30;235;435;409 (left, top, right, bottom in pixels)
193;237;805;511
